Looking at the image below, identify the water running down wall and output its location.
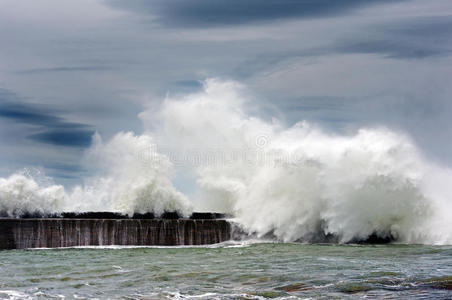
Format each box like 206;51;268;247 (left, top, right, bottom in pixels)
0;215;231;249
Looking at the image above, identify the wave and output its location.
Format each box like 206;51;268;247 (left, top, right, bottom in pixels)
0;132;192;218
0;171;65;217
1;79;451;244
145;79;452;244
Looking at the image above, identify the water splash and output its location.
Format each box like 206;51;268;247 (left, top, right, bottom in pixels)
1;78;451;244
0;133;192;217
142;79;452;244
68;132;192;216
0;171;65;217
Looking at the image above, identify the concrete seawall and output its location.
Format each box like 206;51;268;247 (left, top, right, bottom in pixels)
0;216;232;249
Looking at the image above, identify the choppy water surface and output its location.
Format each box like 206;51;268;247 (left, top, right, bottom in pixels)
0;242;451;299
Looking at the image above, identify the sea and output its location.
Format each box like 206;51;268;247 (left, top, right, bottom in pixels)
0;242;451;299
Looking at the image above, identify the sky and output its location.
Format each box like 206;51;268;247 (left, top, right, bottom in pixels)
0;0;452;189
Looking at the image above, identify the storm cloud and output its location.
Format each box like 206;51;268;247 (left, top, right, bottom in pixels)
0;89;94;147
0;0;451;189
107;0;404;27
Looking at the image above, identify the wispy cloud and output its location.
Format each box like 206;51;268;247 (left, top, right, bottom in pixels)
0;88;94;147
16;65;111;75
333;16;452;59
27;129;94;147
107;0;403;27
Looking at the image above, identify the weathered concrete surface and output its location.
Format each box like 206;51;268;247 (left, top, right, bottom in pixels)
0;218;232;249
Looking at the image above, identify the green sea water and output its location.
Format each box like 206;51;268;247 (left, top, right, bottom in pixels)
0;242;451;299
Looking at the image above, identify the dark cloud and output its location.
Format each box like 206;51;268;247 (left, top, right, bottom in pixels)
0;88;94;147
27;130;94;147
0;103;62;126
233;15;452;81
47;173;81;180
274;96;361;131
334;16;452;59
0;102;86;129
173;80;202;88
234;15;452;73
387;16;452;39
45;162;84;173
107;0;402;27
40;162;86;183
283;97;349;112
335;40;450;59
16;66;111;75
232;15;452;68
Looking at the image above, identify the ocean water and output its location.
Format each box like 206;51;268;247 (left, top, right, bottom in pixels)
0;242;451;299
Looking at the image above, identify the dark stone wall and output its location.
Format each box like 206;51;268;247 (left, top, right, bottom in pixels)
0;219;232;249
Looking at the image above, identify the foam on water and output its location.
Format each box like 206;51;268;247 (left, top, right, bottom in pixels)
0;78;451;244
0;290;32;300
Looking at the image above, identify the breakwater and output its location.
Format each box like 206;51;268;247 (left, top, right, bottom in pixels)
0;212;232;249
